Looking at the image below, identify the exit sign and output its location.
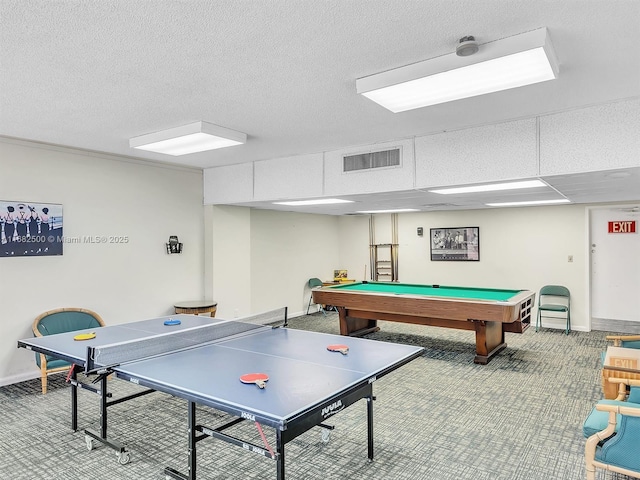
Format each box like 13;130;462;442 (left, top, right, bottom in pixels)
610;356;638;369
608;220;636;233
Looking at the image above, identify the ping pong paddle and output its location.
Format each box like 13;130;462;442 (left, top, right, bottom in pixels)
327;344;349;355
240;373;269;389
164;319;181;326
73;332;96;341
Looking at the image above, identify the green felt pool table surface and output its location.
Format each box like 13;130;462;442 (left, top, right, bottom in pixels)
326;282;521;302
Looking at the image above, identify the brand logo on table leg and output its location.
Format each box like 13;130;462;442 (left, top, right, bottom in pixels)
243;443;267;456
321;399;344;419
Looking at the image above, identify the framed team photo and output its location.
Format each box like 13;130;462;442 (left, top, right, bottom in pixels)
0;200;63;257
430;227;479;261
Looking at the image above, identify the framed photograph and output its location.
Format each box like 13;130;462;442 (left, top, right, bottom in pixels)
430;227;479;261
1;200;63;257
333;269;348;281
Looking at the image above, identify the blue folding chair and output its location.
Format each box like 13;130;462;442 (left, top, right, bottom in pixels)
535;285;570;334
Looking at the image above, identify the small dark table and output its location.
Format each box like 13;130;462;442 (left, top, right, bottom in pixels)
174;300;217;317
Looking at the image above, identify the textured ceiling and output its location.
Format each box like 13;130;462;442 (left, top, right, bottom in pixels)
1;0;639;214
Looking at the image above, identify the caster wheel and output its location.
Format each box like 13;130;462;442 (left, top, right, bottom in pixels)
321;428;331;443
85;436;93;451
117;451;131;465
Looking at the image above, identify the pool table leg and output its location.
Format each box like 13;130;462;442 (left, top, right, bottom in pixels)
473;320;506;364
337;307;380;336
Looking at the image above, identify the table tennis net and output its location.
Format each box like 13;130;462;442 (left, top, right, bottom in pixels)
86;307;288;373
236;306;288;327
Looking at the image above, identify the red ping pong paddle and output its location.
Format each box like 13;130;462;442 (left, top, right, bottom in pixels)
327;344;349;355
240;373;269;389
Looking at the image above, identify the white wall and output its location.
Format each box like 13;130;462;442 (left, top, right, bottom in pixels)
206;205;252;318
0;139;204;385
204;207;340;318
337;214;371;281
250;210;340;314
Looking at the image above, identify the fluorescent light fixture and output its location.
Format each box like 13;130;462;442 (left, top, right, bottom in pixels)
429;180;547;195
130;121;247;156
486;199;570;207
357;208;420;214
357;28;558;112
273;199;354;206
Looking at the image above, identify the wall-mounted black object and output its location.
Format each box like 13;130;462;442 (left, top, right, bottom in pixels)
417;227;423;236
166;235;183;254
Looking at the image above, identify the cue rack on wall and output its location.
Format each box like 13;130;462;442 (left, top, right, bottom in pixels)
369;214;399;282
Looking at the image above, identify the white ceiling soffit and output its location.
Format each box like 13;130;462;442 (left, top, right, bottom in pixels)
230;168;640;215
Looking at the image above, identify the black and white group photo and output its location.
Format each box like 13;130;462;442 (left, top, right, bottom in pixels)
0;201;63;257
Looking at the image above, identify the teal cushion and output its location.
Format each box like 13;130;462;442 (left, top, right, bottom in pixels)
35;355;70;370
35;311;101;336
621;340;640;349
538;303;568;312
583;399;640;438
628;387;640;404
596;414;640;472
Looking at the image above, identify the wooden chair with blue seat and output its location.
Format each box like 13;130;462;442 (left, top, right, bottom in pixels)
605;334;640;349
583;378;640;439
535;285;570;335
32;307;105;394
584;377;640;479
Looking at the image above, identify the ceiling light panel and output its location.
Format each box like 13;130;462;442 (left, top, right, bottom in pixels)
357;208;420;214
130;121;247;156
486;199;570;207
357;28;558;112
429;180;547;195
273;199;354;206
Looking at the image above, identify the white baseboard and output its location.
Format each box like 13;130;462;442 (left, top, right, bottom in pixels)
0;370;39;387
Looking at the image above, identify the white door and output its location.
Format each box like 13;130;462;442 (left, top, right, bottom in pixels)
590;206;640;325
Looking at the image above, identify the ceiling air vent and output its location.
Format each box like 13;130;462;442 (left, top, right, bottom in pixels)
343;148;401;172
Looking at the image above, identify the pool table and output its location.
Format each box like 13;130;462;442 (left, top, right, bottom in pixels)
312;281;535;364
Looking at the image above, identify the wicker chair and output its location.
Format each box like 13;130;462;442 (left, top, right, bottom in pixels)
584;378;640;438
606;334;640;349
32;307;105;394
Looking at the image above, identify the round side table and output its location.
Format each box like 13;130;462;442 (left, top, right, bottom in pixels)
174;300;218;317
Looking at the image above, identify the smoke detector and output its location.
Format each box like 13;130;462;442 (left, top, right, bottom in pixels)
456;36;479;57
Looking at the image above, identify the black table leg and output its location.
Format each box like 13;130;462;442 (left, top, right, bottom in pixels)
276;428;285;480
99;375;108;439
70;366;78;431
367;395;374;460
188;401;197;480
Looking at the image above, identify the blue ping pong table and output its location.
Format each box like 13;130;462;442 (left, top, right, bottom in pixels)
18;310;424;480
